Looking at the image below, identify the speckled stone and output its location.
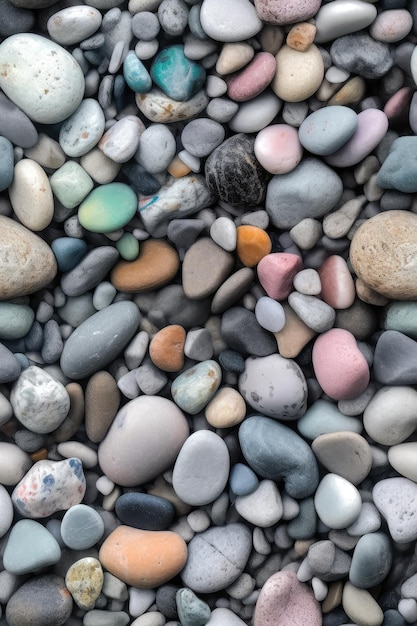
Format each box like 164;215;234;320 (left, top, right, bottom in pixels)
59;98;105;158
151;45;206;101
171;360;222;415
65;557;103;611
176;588;211;626
5;575;73;626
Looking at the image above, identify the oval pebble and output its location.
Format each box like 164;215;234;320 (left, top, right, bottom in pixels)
47;6;102;46
61;504;104;550
171;359;222;415
59;98;105;158
298;106;358;156
235;479;282;527
78;183;137;233
272;44;324;103
254;124;303;175
9;158;53;231
3;519;61;575
370;8;413;43
314;0;378;43
5;575;73;626
363;386;417;445
200;0;262;42
227;52;276;102
314;473;362;529
349;532;392;588
65;557;103;611
0;484;13;539
0;442;31;486
115;493;175;531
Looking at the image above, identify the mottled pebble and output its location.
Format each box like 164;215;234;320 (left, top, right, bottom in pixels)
65;557;103;611
59;98;105;158
373;477;417;543
5;575;73;626
171;359;221;414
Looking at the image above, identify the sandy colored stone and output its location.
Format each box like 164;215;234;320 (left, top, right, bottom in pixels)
111;239;180;293
149;325;186;372
350;210;417;300
342;581;384;626
274;303;317;358
182;238;234;300
85;371;120;443
205;386;246;428
312;431;372;485
328;77;366;106
167;155;192;177
99;525;188;588
272;44;324;103
286;22;316;51
53;383;84;443
65;557;103;611
0;215;57;299
236;225;272;268
355;278;389;306
322;580;343;613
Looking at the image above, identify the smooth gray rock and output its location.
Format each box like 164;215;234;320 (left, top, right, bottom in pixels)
221;307;277;356
374;330;417;385
330;32;393;79
349;533;392;588
60;246;119;297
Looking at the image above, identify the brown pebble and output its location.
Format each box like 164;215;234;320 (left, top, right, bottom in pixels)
322;580;344;613
355;278;389;306
111;239;180;293
149;325;186;372
85;371;120;443
328;77;366;106
274;302;316;358
182;238;234;300
286;22;316;51
31;448;48;461
53;383;84;443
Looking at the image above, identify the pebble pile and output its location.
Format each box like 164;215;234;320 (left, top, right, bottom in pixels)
2;0;417;625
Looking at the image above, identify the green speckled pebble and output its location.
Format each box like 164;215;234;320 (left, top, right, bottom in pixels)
0;302;34;340
78;183;137;233
171;359;221;415
116;232;140;261
50;161;94;210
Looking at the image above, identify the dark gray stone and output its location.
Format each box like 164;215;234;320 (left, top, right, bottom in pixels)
349;532;392;589
60;246;119;297
41;319;63;364
5;574;73;626
156;584;180;620
167;218;206;250
330;32;394;79
14;429;47;453
0;0;35;37
308;540;351;582
0;342;21;383
374;330;417;385
287;497;317;540
0;92;38;149
148;284;211;329
221;307;276;357
0;137;14;193
218;350;245;373
116;492;175;531
335;299;378;341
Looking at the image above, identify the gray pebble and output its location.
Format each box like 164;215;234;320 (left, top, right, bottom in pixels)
41;319;63;364
181;118;225;158
0;92;38;149
135;362;167;394
330;32;393;79
307;540;351;582
83;610;130;626
184;328;213;361
282;101;308;127
0;343;21;383
221;307;276;356
188;3;206;39
132;11;160;40
61;247;119;297
206;97;239;123
183;32;218;60
288;292;335;333
14;429;47;453
58;293;96;328
148;284;211;329
167;218;206;250
135;124;176;174
117;368;140;399
158;0;189;36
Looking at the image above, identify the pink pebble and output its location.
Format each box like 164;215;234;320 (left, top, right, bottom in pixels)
312;328;370;401
254;124;303;175
384;86;413;121
370;9;413;43
257;252;302;300
254;571;322;626
325;109;388;168
227;52;277;102
318;255;355;309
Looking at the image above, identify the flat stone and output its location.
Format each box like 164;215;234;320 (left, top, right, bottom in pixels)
228;52;277;102
182;237;234;300
171;359;221;415
312;431;372;485
363;385;417;445
314;473;362;529
61;504;104;550
211;268;255;315
65;557;103;611
115;493;175;531
5;575;73;626
349;533;392;589
384;301;417;338
235;479;282;527
148;284;211;329
3;519;61;575
61;246;119;297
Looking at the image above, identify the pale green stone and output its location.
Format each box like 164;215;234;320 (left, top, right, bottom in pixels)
171;360;221;415
384;301;417;339
116;232;139;261
50;161;94;209
0;302;34;339
297;399;363;441
78;183;137;233
3;519;61;574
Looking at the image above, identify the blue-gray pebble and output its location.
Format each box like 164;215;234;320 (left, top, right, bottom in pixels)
298;106;358;156
60;504;104;550
5;574;73;626
0;136;14;192
377;136;417;193
287;497;317;540
229;463;259;497
349;532;392;588
115;493;175;531
374;330;417;385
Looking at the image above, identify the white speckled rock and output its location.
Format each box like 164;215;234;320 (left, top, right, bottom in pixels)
59;99;106;158
136;88;209;123
235;480;282;527
99;116;145;164
0;34;85;124
47;6;102;46
373;477;417;543
314;473;362;529
9;159;54;231
10;366;70;434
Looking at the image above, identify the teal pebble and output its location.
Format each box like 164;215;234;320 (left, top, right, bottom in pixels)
3;519;61;575
116;232;140;261
78;183;138;233
176;588;211;626
287;497;317;540
377;136;417;193
60;504;104;550
171;360;221;415
51;237;88;273
229;463;259;497
0;302;34;340
384;301;417;339
150;44;206;101
349;532;392;588
298;106;358;156
123;51;152;93
0;136;14;192
297;399;363;441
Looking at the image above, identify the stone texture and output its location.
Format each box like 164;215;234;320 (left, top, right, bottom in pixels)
182;238;234;300
5;575;73;626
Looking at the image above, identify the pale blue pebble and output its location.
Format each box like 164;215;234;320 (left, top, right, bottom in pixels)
298;106;358;156
254;296;286;333
0;302;34;340
171;359;221;415
59;98;106;158
123;51;152;93
14;353;29;371
93;282;117;310
176;588;211;626
60;504;104;550
0;136;14;192
116;232;140;261
150;44;206;101
51;237;88;273
384;301;417;338
349;532;392;588
297;399;363;441
229;463;259;497
3;519;61;575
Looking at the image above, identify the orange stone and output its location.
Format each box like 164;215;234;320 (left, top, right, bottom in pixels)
99;525;188;588
236;225;272;267
286;22;316;51
111;239;180;292
274;302;316;358
167;155;192;178
149;325;186;372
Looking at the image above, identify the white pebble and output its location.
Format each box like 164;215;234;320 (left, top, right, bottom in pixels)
128;588;156;618
254;296;286;332
96;475;115;496
312;577;328;602
210;216;237;251
293;269;322;296
57;441;98;468
398;598;417;623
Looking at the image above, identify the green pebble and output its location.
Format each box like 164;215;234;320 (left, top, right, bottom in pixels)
0;302;34;340
50;161;94;209
78;183;137;233
176;588;211;626
297;399;363;441
384;301;417;339
116;232;140;261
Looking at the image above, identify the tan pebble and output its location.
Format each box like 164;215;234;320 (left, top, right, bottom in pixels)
272;44;324;102
286;22;316;51
85;371;120;443
328;76;366;106
316;78;340;102
322;580;343;613
31;447;48;461
148;475;192;516
65;557;103;611
342;581;384;626
216;42;255;75
9;159;54;231
355;278;389;306
205;386;246;428
294;539;315;556
312;431;372;485
167;155;192;177
274;303;316;358
24;132;66;170
259;24;285;55
80;147;122;184
149;325;186;372
53;382;84;443
99;525;188;588
111;239;180;293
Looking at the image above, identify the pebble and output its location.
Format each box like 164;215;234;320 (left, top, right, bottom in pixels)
347;502;381;537
60;504;104;549
65;557;103;611
272;44;324;102
182;237;234;299
255;0;321;25
363;385;417;445
314;473;362;529
0;301;34;340
0;441;31;485
229;463;259;497
342;581;384;626
228;91;281;133
47;6;102;46
59;98;105;158
288;292;336;333
254;296;286;333
331;31;393;79
370;9;413;42
254;123;303;175
211;268;255;314
151;45;205;101
235;480;283;527
115;493;175;531
349;532;392;588
257;252;302;300
99;525;188;588
318;255;355;309
176;588;211;626
228;52;276;102
50;161;94;210
374;330;417;385
298;106;358;156
312;432;372;485
3;518;61;574
79;183;137;233
206;608;247;625
181;118;225;158
204;386;246;428
221;307;277;356
0;136;14;192
373;477;417;543
5;575;73;626
0;483;13;538
200;0;262;42
171;359;221;414
136;88;209;123
314;0;378;43
61;246;119;297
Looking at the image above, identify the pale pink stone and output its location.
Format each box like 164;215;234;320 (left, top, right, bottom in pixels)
227;52;276;102
312;328;370;401
257;252;302;300
254;124;303;175
370;8;413;43
318;255;355;309
384;86;413;121
254;571;322;626
255;0;321;25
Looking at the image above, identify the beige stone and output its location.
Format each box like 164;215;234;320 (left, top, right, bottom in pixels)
53;383;84;443
274;303;316;358
328;76;366;106
272;44;324;102
342;582;384;626
216;42;254;75
65;557;103;611
85;371;120;443
9;159;53;231
205;386;246;428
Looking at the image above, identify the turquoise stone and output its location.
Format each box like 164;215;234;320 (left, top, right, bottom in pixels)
51;237;88;273
297;399;363;441
150;45;206;102
78;183;137;233
116;232;139;261
0;302;34;340
171;360;221;415
123;51;152;94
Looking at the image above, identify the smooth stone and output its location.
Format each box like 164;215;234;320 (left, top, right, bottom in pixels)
221;307;277;357
184;328;213;362
350;533;392;589
176;588;210;626
135;124;176;174
314;0;378;43
272;44;324;102
0;0;35;39
116;232;139;261
211;267;255;314
314;473;362;529
374;330;417;384
331;31;393;79
299;106;358;156
363;386;417;445
254;571;322;626
216;42;255;75
173;430;229;506
81;146;122;184
65;557;103;611
293;268;322;295
148;284;210;330
60;301;140;379
257;252;303;300
51;237;87;274
111;240;179;293
312;432;372;485
207;607;247;625
47;6;102;45
5;575;73;626
0;33;85;124
210;216;237;252
373;477;417;543
61;504;104;550
180;523;252;593
288;292;336;333
388;442;417;481
255;297;286;333
84;610;130;626
182;237;234;299
205;133;270;207
151;45;205;101
0;136;14;191
342;581;384;626
24;132;65;169
171;359;221;415
384;301;417;338
98;395;188;486
59;98;105;158
0;442;31;485
12;457;86;518
50;161;94;210
85;370;119;443
181;118;225;159
136;88;209;123
9;158;53;231
370;8;413;42
238;353;307;419
239;415;319;498
200;0;262;42
377;136;417;193
318;255;355;310
235;479;282;527
99;115;145;164
0;343;20;383
229;463;259;497
307;540;351;581
228;91;282;133
0;92;38;148
255;0;320;24
11;365;69;433
78;183;137;233
254;124;303;175
3;519;61;574
266;157;343;229
149;324;186;372
99;526;187;588
138;174;214;232
0;484;13;538
0;302;34;340
123;51;152;93
115;493;175;531
347;502;381;536
228;52;276;102
312;328;370;400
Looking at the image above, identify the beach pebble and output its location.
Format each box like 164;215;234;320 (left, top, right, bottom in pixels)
347;502;381;537
298;106;358;156
312;432;372;485
0;92;38;149
298;398;362;440
182;238;234;299
65;557;103;611
0;442;31;485
9;158;53;231
229;463;259;497
50;161;94;210
272;44;324;102
149;325;186;372
0;33;84;124
211;268;255;314
180;523;252;593
370;9;413;43
99;526;187;588
59;98;105;158
136;88;209;124
254;124;303;175
111;240;179;293
115;493;175;531
151;45;205;101
342;581;384;626
254;297;286;333
60;246;119;297
255;0;321;25
373;477;417;543
228;52;276;102
204;386;246;428
5;575;73;626
330;31;393;79
171;359;221;414
0;136;14;192
176;588;210;626
221;307;277;356
0;483;13;539
47;6;102;45
374;330;417;385
135;124;176;173
314;0;378;43
216;42;254;75
257;252;303;300
288;292;335;333
3;519;61;575
200;0;262;42
293;269;321;295
363;385;417;445
228;91;282;133
307;540;351;581
210;216;237;252
349;532;392;588
99;116;145;163
314;473;362;529
318;255;355;310
61;504;104;550
0;302;34;340
235;480;282;527
388;442;417;482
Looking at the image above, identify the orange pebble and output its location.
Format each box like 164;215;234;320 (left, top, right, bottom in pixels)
149;325;186;372
167;155;192;177
286;22;316;51
236;225;272;267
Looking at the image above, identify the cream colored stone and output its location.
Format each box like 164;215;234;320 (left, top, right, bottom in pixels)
272;44;324;102
65;557;103;611
80;147;121;184
216;43;254;75
9;159;53;231
205;386;246;428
